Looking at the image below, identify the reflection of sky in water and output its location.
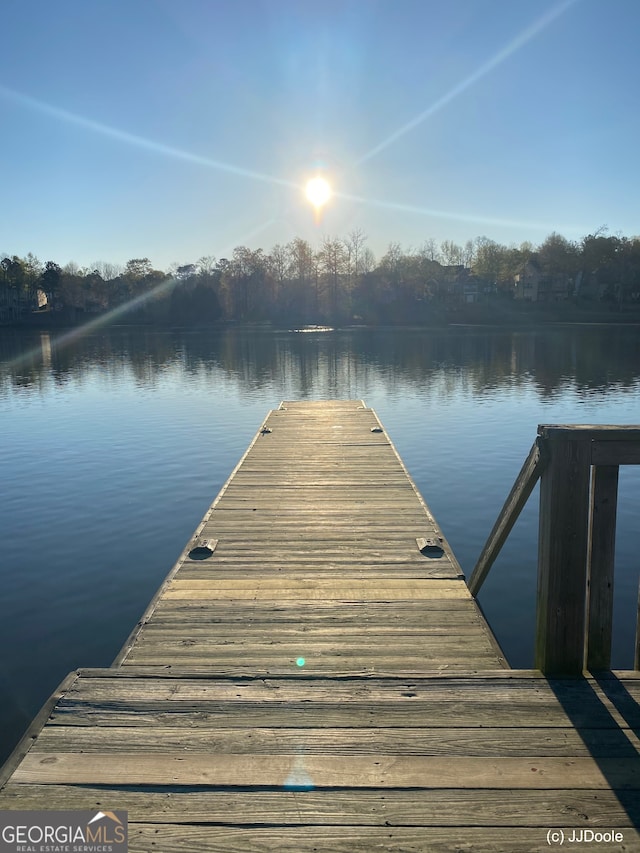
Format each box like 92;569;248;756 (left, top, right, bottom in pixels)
1;326;640;766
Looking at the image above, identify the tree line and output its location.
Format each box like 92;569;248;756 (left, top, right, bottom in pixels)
2;228;640;327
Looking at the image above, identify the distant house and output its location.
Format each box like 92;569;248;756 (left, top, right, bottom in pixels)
514;258;572;302
441;265;471;303
577;268;640;304
462;280;478;303
0;284;30;323
513;259;542;301
539;274;572;302
463;275;495;303
438;267;495;304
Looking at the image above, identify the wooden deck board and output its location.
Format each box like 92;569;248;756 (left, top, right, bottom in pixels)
116;825;640;852
1;786;637;828
29;724;640;758
1;671;639;848
12;752;640;789
1;401;638;851
115;400;490;671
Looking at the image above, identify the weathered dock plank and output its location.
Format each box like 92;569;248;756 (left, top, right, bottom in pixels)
2;669;639;847
1;786;636;828
1;402;639;852
116;401;501;673
12;752;640;789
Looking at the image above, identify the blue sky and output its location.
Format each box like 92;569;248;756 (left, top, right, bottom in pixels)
1;0;638;270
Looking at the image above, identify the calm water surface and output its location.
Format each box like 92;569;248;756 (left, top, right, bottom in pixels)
1;325;640;764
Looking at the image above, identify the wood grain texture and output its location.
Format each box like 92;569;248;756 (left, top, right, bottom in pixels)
32;724;640;758
123;825;638;852
14;752;640;789
1;785;637;828
536;433;592;675
117;401;499;671
3;403;639;852
587;465;619;670
115;825;637;853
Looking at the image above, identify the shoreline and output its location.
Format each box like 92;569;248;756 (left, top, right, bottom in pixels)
3;320;640;334
3;304;640;335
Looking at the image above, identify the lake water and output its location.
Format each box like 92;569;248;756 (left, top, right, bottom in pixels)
1;324;639;765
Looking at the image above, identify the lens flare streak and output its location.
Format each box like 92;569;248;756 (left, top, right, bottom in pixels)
356;0;581;165
0;84;298;191
335;190;580;233
4;276;179;372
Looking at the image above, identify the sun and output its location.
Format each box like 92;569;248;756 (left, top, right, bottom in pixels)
305;176;332;209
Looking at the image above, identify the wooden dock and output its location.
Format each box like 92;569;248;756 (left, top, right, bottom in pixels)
1;401;639;851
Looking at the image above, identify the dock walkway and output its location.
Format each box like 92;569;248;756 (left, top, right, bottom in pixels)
1;401;638;851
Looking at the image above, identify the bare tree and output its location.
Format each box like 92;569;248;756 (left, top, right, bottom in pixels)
268;244;289;296
345;228;368;277
319;236;347;319
462;240;475;268
91;261;122;281
440;240;463;266
360;247;375;274
420;238;441;262
197;256;216;276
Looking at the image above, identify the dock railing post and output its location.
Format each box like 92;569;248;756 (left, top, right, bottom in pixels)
535;427;592;676
469;424;640;671
635;577;640;672
586;465;619;671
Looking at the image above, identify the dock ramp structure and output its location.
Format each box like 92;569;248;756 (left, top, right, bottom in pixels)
1;402;638;851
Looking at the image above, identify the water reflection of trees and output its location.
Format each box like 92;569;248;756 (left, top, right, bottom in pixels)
1;327;639;402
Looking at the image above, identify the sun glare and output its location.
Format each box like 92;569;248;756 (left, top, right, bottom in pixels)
305;176;332;209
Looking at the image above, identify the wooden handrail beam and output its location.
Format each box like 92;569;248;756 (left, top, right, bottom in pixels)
538;425;640;441
592;441;640;465
467;440;546;597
